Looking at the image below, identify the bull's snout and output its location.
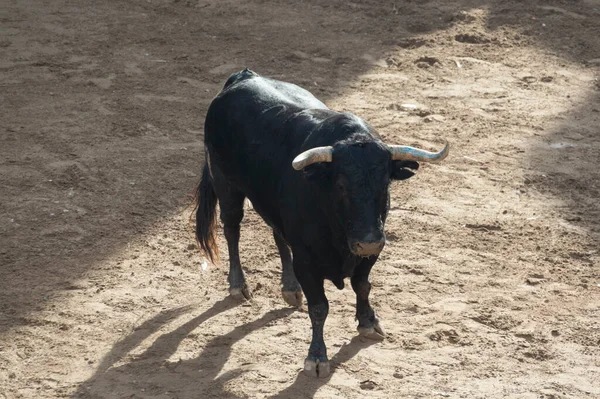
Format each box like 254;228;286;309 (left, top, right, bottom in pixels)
350;232;385;257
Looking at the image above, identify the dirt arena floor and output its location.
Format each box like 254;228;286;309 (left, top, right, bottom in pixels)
1;0;599;398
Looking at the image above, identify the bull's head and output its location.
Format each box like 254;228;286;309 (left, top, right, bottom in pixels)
292;139;449;257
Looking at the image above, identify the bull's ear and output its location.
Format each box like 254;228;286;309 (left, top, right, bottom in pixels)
391;160;419;180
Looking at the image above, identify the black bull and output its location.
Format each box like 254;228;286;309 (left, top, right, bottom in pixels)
194;68;449;378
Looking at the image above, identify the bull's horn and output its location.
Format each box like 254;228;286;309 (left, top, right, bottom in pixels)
388;141;449;163
292;146;333;170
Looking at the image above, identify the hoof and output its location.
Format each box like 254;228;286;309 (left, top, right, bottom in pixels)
358;320;385;341
304;358;330;378
282;290;303;308
229;285;252;301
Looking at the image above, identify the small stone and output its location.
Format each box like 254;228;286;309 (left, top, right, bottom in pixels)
521;76;537;83
399;103;417;110
423;114;445;123
361;54;388;68
291;50;309;59
360;380;378;390
551;330;560;337
526;277;544;285
415;56;440;65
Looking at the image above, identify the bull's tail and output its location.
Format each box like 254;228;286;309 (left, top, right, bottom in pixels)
193;162;219;263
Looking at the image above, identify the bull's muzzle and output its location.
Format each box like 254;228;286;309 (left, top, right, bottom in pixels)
350;233;385;257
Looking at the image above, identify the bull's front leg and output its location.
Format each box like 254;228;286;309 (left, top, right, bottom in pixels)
273;230;303;308
351;258;385;340
305;297;329;378
293;253;330;378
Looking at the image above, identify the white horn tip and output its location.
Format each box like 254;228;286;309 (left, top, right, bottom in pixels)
434;141;450;163
292;154;308;170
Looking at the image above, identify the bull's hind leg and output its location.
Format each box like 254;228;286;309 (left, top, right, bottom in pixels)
273;230;303;307
351;259;385;341
221;199;251;300
213;175;251;300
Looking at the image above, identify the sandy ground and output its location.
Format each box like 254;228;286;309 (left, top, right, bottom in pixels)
1;0;600;398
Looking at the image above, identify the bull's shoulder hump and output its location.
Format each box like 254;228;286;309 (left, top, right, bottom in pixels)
219;72;328;111
222;68;258;89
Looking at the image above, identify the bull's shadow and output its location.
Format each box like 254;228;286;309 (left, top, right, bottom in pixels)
74;297;256;397
74;297;377;398
89;298;238;379
74;297;293;398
